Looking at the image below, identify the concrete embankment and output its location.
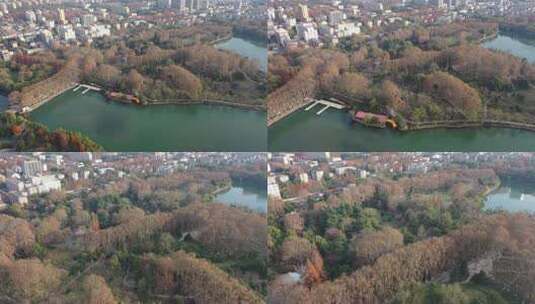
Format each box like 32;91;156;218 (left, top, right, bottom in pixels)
147;99;265;111
406;120;535;132
25;83;78;112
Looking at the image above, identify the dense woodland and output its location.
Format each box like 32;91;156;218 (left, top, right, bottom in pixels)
268;21;535;126
268;162;535;303
0;166;266;303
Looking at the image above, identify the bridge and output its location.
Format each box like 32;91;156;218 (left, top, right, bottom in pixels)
304;98;346;115
73;84;102;95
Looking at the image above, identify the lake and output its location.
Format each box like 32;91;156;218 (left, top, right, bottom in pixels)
268;33;535;152
31;90;266;151
216;37;267;72
215;183;267;213
0;94;8;111
485;184;535;213
482;33;535;63
269;110;535;151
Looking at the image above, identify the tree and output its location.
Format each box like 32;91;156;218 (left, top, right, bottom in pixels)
94;64;121;87
422;71;481;120
82;274;117;304
350;227;404;266
280;236;315;270
335;72;371;100
378;80;406;112
126;69;144;93
161;65;203;98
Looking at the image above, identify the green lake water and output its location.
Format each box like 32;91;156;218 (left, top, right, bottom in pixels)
215;183;267;213
31;90;266;151
216;37;267;72
485;183;535;213
268;110;535;151
482;34;535;63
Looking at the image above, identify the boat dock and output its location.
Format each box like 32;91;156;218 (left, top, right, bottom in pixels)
73;84;102;95
304;98;346;115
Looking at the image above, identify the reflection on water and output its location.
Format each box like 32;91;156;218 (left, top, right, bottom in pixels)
482;33;535;63
485;186;535;213
215;184;267;213
215;37;267;72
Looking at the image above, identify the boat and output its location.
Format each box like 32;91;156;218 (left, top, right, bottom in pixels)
352;111;397;129
106;92;141;104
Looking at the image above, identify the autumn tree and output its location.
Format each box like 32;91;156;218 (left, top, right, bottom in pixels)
161;65;203;98
126;69;144;93
94;64;121;87
350;227;404;266
422;71;481;120
377;80;406;112
335;72;371;101
82;274;117;304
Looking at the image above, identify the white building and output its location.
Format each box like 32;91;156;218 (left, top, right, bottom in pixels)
313;170;324;181
267;176;281;199
275;28;292;47
335;22;360;38
23;160;42;177
278;175;290;183
298;172;309;183
58;25;76;41
328;10;344;26
30;175;62;194
335;166;356;176
25;10;37;23
296;23;318;43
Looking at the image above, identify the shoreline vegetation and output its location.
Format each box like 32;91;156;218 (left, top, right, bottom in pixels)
0;112;102;151
268;21;535;134
1;21;266;114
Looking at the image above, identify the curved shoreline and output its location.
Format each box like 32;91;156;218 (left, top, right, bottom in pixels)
405;120;535;133
269;106;535;134
141;99;266;111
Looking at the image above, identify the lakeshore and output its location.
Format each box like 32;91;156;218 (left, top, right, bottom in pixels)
268;32;535;151
30;90;266;151
268;109;535;151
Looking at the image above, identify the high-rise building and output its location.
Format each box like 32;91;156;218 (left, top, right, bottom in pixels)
82;14;96;26
158;0;172;9
25;10;37;23
328;10;344;26
176;0;187;12
267;176;281;199
23;160;42;177
58;8;66;24
297;4;309;21
296;22;318;42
